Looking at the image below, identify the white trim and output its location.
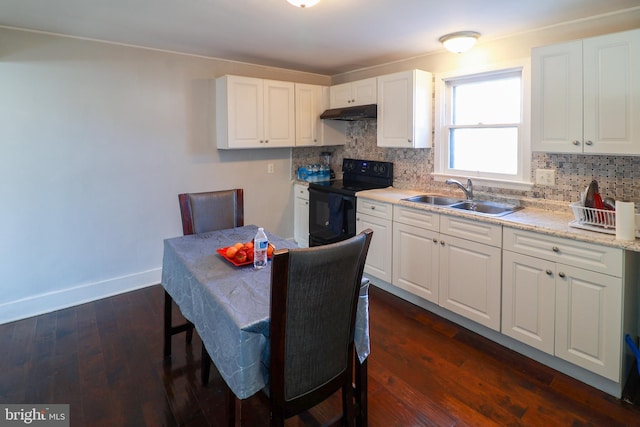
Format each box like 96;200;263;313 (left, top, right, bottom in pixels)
0;268;161;325
431;173;534;191
434;58;532;189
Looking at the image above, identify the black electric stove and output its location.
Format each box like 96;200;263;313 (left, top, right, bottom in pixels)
308;159;393;246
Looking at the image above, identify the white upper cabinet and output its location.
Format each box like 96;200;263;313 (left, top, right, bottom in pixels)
216;75;295;149
329;77;377;108
295;84;346;146
295;83;322;147
532;29;640;155
377;69;432;148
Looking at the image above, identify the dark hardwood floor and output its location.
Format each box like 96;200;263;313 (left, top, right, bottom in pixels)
1;284;639;426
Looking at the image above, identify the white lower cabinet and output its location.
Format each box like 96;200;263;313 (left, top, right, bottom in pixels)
293;184;309;247
392;206;439;303
438;216;502;331
502;227;629;382
356;199;393;283
390;207;502;330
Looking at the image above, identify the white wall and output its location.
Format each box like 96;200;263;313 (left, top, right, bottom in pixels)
0;28;329;324
331;7;640;83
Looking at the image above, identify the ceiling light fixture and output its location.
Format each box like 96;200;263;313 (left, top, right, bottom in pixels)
439;31;481;53
286;0;320;7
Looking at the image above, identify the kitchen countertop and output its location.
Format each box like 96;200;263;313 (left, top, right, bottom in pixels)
355;187;640;252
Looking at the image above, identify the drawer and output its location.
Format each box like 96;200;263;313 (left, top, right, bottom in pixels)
393;205;439;232
503;227;622;277
294;184;309;200
357;198;392;220
440;215;502;247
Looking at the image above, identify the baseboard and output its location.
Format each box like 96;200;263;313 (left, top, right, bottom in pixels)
0;268;161;325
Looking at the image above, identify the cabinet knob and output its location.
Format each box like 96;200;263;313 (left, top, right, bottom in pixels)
305;201;308;205
558;272;566;278
408;139;412;143
585;140;593;146
265;140;269;144
440;240;445;246
572;140;580;146
546;269;553;276
552;246;559;253
370;206;375;210
432;238;438;244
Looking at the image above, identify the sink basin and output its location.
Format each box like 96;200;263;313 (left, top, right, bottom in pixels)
403;194;464;206
449;200;521;217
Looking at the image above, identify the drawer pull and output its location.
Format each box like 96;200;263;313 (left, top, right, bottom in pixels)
371;206;376;210
552;246;559;253
558;272;566;278
546;270;553;276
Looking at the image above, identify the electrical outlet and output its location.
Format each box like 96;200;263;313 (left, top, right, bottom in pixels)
535;169;556;186
267;163;274;174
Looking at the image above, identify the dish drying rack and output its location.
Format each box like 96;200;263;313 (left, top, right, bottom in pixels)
569;202;640;237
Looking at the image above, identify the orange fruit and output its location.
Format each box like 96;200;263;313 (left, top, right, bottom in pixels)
245;241;254;250
225;246;238;258
233;242;243;250
267;244;274;257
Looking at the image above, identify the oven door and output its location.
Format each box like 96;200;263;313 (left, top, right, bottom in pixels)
308;187;356;246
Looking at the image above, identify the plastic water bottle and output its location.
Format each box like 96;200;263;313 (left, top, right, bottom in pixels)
253;227;269;269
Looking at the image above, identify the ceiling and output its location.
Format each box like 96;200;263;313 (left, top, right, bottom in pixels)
0;0;638;75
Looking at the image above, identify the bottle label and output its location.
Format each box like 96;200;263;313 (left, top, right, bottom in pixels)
258;240;268;250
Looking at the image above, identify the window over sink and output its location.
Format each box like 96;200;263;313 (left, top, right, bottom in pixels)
434;60;533;190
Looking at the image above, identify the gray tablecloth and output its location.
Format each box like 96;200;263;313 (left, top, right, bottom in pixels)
161;225;370;399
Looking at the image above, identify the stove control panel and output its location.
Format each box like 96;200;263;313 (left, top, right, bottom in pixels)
342;158;393;179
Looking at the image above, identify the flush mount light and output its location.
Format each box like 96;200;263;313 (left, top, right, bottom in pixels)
439;31;481;53
287;0;320;7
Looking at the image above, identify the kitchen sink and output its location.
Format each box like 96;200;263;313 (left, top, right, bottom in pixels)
402;194;464;206
449;200;521;217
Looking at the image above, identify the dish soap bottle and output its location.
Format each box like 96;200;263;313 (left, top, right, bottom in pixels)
253;227;269;269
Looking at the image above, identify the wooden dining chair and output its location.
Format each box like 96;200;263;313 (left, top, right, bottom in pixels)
164;189;244;361
231;229;373;426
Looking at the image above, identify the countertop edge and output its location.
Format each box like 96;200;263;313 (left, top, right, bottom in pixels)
354;188;640;252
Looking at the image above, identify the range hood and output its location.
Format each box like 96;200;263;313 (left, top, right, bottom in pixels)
320;104;377;121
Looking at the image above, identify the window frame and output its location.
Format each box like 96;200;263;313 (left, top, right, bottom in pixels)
433;59;533;190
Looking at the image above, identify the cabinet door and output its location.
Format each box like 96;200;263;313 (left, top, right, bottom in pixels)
583;29;640;155
502;251;556;354
377;70;431;148
392;222;439;303
217;75;264;148
294;196;309;247
329;82;353;108
531;41;583;153
352;78;377;106
555;264;622;381
439;235;502;331
295;84;321;147
356;212;392;283
263;80;295;147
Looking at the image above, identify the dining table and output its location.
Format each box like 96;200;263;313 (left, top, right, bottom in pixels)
161;225;370;425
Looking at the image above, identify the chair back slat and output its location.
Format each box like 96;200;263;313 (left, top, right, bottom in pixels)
178;189;244;235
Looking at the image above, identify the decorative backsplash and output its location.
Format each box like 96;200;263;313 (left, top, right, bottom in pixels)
292;121;640;204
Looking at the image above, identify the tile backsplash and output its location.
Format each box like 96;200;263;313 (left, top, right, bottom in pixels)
292;121;640;205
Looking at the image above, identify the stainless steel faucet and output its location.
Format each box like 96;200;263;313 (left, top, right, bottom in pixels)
446;178;474;200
